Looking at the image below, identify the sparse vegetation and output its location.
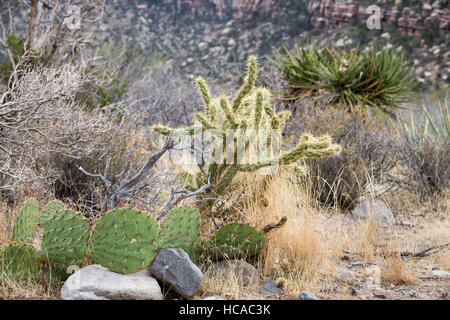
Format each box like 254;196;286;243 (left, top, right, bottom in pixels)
0;0;449;302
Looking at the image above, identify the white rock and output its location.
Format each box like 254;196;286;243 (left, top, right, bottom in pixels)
203;296;226;300
222;27;232;35
227;38;236;47
430;270;450;278
381;32;391;40
61;265;163;300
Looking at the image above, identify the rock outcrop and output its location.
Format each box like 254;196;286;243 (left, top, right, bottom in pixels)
307;0;450;36
160;0;281;20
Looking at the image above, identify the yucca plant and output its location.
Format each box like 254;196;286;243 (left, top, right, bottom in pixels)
393;98;450;200
396;98;450;144
273;43;415;116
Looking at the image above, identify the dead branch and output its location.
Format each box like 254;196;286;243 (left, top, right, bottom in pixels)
156;175;213;220
263;216;288;233
400;243;449;259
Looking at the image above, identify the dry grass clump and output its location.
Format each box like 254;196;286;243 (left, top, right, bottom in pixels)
199;262;261;300
0;274;59;300
381;253;417;284
239;172;345;298
285;101;396;211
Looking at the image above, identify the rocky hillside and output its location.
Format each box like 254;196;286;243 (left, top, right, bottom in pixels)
99;0;449;89
308;0;449;36
7;0;450;89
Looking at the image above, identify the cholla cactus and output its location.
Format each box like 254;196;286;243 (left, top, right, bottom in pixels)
154;56;340;210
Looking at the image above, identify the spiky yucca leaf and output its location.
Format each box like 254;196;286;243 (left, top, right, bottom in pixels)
273;44;414;116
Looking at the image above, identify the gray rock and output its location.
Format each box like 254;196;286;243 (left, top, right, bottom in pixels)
259;280;283;295
373;292;387;299
212;260;260;287
299;291;319;300
60;265;162;300
149;248;203;298
398;219;414;227
352;199;394;225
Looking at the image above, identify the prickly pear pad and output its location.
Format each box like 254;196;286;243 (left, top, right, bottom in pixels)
90;208;159;274
11;198;40;244
159;206;201;249
207;222;266;260
40;209;90;271
40;200;64;226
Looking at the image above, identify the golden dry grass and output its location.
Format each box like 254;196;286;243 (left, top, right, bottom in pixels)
1;156;449;300
199;170;450;299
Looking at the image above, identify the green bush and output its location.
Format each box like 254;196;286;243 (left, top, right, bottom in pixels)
273;44;415;117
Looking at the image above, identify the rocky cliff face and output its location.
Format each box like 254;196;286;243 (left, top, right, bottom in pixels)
307;0;449;36
149;0;449;37
160;0;281;20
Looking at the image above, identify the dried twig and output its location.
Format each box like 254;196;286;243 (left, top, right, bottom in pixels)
400;243;449;259
263;216;288;233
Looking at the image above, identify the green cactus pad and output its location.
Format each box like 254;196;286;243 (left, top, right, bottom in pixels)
40;200;64;226
11;199;40;244
90;208;159;274
183;239;207;262
0;245;40;281
40;209;90;271
207;222;266;260
159;206;201;249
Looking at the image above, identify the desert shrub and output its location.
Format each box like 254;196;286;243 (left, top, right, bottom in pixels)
393;98;450;201
272;44;414;117
287;100;396;211
126;62;204;127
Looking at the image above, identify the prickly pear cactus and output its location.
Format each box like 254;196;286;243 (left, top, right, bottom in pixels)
11;199;40;244
159;206;201;249
90;208;159;274
0;245;40;281
206;222;266;260
184;239;207;262
40;200;64;226
40;209;90;271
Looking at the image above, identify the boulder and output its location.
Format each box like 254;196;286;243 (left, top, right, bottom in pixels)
149;248;203;298
212;260;260;287
299;291;319;300
61;264;162;300
260;280;283;295
352;199;394;225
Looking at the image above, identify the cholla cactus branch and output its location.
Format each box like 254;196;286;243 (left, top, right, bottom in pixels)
153;56;340;212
